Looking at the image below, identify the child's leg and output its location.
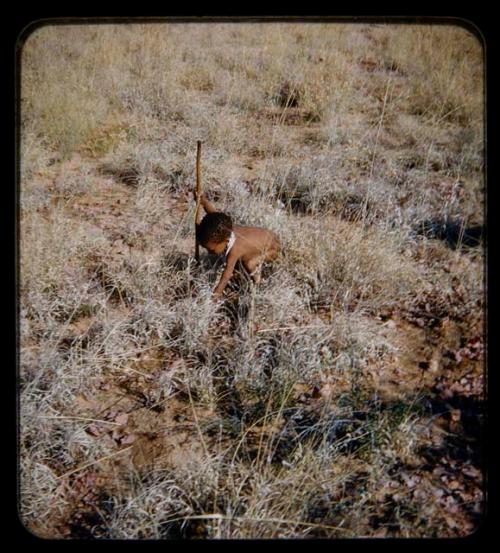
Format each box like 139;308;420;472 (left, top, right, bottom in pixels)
244;256;264;284
250;265;262;284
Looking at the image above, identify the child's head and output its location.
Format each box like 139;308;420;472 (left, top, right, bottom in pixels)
196;211;233;254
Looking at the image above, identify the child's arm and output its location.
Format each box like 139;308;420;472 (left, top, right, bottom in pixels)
213;251;238;298
200;194;218;214
194;191;218;214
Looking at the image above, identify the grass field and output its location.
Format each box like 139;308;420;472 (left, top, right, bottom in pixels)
19;21;485;538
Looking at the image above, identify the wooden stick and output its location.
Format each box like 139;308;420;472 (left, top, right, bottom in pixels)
195;140;202;262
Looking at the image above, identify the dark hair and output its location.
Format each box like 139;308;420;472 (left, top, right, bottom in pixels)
196;212;233;245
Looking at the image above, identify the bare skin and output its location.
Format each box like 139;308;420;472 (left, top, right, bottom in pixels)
197;194;280;298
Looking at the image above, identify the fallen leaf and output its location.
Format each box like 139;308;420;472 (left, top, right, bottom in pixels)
121;433;138;445
115;413;129;426
443;514;458;530
86;424;102;436
401;473;416;488
441;317;451;329
320;383;335;399
112;429;124;442
106;409;118;421
448;480;461;490
462;466;481;479
413;488;427;500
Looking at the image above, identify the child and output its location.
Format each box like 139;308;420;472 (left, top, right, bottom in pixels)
195;193;280;299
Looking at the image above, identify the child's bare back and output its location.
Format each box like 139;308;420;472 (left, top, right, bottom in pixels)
195;193;280;298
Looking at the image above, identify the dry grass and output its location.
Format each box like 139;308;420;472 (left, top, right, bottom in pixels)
19;21;485;539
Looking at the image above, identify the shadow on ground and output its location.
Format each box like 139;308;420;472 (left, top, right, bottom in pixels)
415;219;483;250
418;392;484;467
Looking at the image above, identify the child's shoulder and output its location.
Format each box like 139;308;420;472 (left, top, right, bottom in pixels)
235;224;271;233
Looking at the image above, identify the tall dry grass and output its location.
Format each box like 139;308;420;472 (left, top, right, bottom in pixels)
19;21;485;539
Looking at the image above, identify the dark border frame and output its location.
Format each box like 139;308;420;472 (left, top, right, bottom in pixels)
11;14;491;546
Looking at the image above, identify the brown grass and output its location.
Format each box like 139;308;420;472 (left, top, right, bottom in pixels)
19;21;485;539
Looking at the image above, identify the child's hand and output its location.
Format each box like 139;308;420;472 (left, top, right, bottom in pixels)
211;291;223;303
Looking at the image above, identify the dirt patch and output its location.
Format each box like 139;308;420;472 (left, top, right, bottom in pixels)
367;313;483;403
65;175;136;235
127;401;208;471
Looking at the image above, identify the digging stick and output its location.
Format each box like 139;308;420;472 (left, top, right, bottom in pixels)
195;140;202;262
